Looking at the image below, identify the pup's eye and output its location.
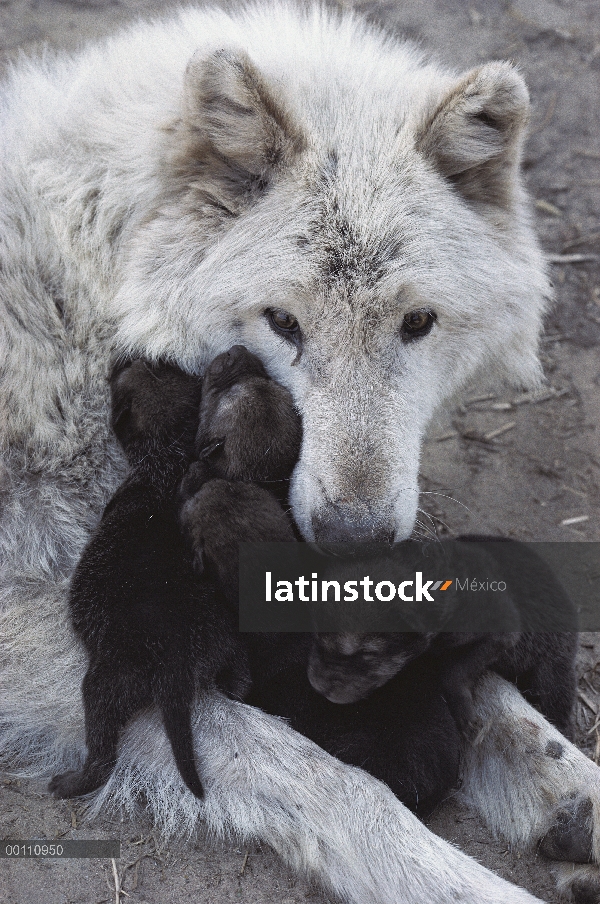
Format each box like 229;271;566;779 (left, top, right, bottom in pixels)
199;439;225;460
401;309;436;340
267;308;299;334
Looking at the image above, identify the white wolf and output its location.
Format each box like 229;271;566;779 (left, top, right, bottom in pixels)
1;4;598;902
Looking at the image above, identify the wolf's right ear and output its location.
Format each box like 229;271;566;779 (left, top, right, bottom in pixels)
180;48;305;190
416;62;530;211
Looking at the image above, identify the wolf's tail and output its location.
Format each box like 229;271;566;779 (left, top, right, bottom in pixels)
158;685;205;799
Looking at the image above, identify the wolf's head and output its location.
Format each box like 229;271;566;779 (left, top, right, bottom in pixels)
115;7;549;542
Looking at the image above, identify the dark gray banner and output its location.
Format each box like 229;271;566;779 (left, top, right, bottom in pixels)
238;540;599;632
0;840;120;858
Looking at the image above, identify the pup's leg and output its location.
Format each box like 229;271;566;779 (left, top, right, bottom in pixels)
527;636;578;739
437;635;511;737
158;675;205;800
49;657;151;798
461;672;600;901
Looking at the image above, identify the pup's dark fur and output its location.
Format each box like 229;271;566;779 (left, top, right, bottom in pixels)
307;538;577;740
244;636;462;816
49;360;251;800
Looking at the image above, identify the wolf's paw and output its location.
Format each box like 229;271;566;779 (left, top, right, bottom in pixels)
539;796;594;863
554;864;600;903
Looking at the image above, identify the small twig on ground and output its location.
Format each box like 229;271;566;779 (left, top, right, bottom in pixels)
434;431;458;442
111;858;121;904
530;91;558;134
535;199;562;217
512;387;568;405
562;231;600;251
459;431;502;450
547;253;600;264
587;716;600;736
464;393;496;405
560;485;588;499
121;834;159;888
578;689;598;715
483;422;516;442
110;858;130;902
240;851;250;876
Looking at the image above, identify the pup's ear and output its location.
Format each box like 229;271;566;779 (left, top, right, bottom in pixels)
181;48;305;188
416;62;529;209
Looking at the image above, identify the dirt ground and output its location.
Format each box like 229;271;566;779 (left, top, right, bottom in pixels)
0;0;599;902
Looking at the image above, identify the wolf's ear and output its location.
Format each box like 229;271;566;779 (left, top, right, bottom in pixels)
182;48;305;187
416;62;529;209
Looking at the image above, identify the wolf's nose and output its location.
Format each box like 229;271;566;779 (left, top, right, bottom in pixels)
312;506;396;545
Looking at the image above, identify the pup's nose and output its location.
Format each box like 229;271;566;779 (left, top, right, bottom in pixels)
312;504;396;545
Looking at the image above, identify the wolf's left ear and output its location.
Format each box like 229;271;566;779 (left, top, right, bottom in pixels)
416;62;529;209
181;48;305;188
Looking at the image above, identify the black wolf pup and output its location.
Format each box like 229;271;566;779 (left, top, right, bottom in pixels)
177;344;302;606
307;538;577;740
49;359;250;801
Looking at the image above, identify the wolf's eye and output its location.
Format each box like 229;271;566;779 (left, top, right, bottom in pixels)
401;309;436;340
267;308;299;335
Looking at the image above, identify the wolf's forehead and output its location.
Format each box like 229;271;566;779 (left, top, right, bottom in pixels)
297;146;434;301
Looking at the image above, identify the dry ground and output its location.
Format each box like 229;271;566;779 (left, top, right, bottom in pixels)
0;0;599;902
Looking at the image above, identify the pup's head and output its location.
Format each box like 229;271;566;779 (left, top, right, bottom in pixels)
195;344;302;486
115;7;550;541
307;632;433;704
110;359;202;463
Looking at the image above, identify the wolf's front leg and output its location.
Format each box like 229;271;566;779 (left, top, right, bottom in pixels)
460;672;600;902
99;693;543;904
193;696;547;903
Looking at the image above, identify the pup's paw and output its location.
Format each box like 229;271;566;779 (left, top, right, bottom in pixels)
203;345;266;392
442;682;479;740
48;770;96;799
